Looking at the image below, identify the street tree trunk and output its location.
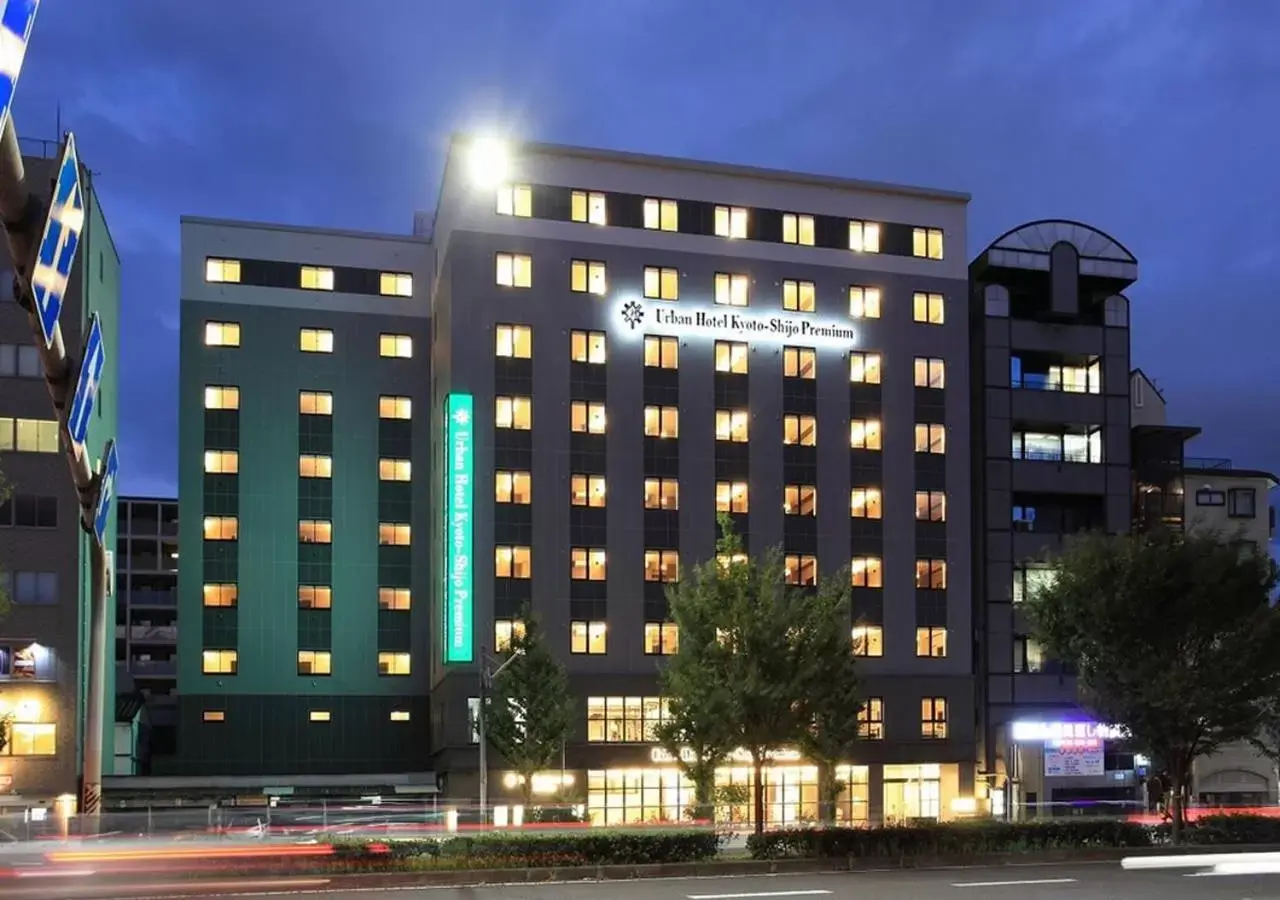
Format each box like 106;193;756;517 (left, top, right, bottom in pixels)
816;759;838;825
752;750;766;835
1169;763;1186;844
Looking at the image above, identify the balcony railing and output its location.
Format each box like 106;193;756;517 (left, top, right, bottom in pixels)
1011;374;1101;394
126;590;176;607
130;625;177;643
130;659;177;676
1013;448;1095;464
1184;457;1233;470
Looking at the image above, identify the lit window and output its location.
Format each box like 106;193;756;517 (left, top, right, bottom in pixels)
495;252;532;288
203;450;239;474
782;213;815;246
913;292;945;325
379;588;411;611
644;622;679;656
714;205;748;239
914;357;945;389
848;220;881;253
390;710;411;722
378;395;412;419
571;620;608;655
298;650;332;676
299;454;332;478
202;584;238;608
2;417;58;453
379;333;413;358
203;386;239;409
299;391;332;415
915;423;946;454
858;698;884;739
781;279;816;312
378;652;411;676
922;697;947;740
203;516;238;541
849;286;881;319
783;346;816;379
717;553;748;571
202;710;226;723
570;329;607;364
300;328;334;353
783;414;816;446
851;556;883;588
586;696;670;743
916;627;947;658
784;485;817;517
715;409;749;443
494;395;532;430
784;554;818;586
715;481;748;514
916;559;947;590
300;266;335;291
379;458;411;481
643;335;678;369
644;550;680;583
299;520;333;544
495;545;532;579
202;650;237;675
644;198;678;232
850;352;881;384
644;477;679;510
298;585;332;609
912;227;944;260
495;470;532;504
495;618;526;652
850;419;882;450
916;491;946;522
379;272;414;297
714;340;748;374
310;710;332;722
570;400;606;434
852;626;883;658
714;272;749;307
571;548;607;581
849;487;882;519
379;522;411;546
495;324;532;359
644;405;679;439
570;259;607;295
205;259;242;284
496;183;532;217
204;321;241;346
570;474;607;508
571;190;607;225
643;266;679;300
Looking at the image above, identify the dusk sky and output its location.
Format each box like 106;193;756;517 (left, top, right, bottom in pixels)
16;0;1279;500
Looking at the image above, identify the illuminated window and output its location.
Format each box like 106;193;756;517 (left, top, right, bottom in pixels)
850;352;881;384
298;520;332;544
714;340;748;374
205;259;242;284
379;333;413;358
914;357;945;389
495;252;532;288
495;470;532;504
300;266;334;291
570;329;607;364
785;554;817;586
379;588;411;611
309;710;332;722
714;205;748;239
390;710;411;722
378;652;411;676
644;477;679;510
300;328;334;353
782;279;815;312
586;696;670;743
784;484;817;516
851;556;883;588
495;545;532;579
850;487;882;519
202;650;237;675
298;650;332;676
913;227;944;260
644;198;679;231
378;522;411;546
204;321;241;346
570;400;606;434
571;190;607;225
379;458;411;481
570;259;607;295
643;335;678;369
379;272;414;297
849;286;881;319
202;710;226;723
7;721;56;756
643;266;679;300
299;391;332;415
782;213;815;246
714;272;749;307
203;516;238;541
571;548;607;581
916;491;946;522
850;419;882;450
848;220;881;253
783;414;816;446
715;409;749;443
203;450;238;474
715;481;748;513
916;559;947;590
783;346;816;379
922;697;948;739
379;395;411;420
571;620;608;655
717;553;748;571
644;405;679;439
916;627;947;658
495;395;532;430
852;625;883;658
495;618;526;652
859;698;884;739
913;292;945;325
298;454;332;478
202;584;238;608
644;549;680;583
644;622;679;655
495;324;532;359
204;386;240;410
298;585;332;609
570;474;607;508
915;423;946;454
496;183;532;217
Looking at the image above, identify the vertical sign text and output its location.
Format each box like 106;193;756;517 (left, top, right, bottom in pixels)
444;393;474;663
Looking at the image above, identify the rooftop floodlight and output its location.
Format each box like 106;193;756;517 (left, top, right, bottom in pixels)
468;136;511;189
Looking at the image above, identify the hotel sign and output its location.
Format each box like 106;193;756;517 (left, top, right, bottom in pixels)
444;393;474;664
616;298;858;349
1010;720;1125;746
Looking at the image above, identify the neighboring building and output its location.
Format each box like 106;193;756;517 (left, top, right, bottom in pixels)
0;139;121;805
428;136;974;826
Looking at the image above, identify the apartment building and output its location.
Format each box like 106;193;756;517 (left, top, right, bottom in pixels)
173;218;433;777
428;137;974;826
0;140;120;804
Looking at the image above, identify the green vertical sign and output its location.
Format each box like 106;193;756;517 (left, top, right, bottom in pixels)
444;393;475;663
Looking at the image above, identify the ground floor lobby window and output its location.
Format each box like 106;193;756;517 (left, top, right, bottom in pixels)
883;763;942;823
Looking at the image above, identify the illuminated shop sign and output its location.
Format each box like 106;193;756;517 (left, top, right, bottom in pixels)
650;746;803;765
444;393;474;664
1010;720;1125;746
615;297;858;349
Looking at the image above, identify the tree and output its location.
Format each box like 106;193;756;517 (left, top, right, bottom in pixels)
1023;528;1280;842
481;610;574;806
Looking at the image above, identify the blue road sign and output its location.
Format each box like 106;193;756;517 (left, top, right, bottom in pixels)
67;312;104;450
0;1;39;135
92;439;118;547
31;132;84;348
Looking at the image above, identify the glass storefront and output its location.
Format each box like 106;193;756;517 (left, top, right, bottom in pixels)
883;763;942;823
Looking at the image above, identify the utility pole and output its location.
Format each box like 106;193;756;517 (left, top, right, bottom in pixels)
477;645;521;828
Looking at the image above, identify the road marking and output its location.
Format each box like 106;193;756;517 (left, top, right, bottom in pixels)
688;891;833;899
952;878;1078;888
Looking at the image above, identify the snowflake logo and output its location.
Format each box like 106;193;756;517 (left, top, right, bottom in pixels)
452;408;470;425
621;300;644;330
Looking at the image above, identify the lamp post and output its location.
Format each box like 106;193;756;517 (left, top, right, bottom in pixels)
477;645;521;828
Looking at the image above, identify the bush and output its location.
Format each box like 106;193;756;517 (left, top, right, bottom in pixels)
1184;814;1280;845
525;805;587;824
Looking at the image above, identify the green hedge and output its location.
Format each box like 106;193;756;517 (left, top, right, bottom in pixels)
1182;814;1280;845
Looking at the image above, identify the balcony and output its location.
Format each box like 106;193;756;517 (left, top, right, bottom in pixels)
127;590;176;608
130;659;177;677
129;625;177;643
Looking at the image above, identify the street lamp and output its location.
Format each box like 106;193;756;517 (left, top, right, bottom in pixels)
467;136;511;189
477;644;522;827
